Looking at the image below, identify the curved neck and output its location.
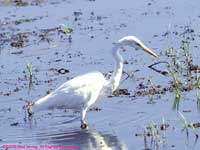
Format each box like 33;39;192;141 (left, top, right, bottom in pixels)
108;43;124;91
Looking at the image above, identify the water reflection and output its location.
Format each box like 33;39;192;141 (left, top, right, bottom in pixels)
0;110;126;150
37;127;127;150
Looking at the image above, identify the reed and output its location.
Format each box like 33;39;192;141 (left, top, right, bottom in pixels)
26;61;33;89
169;66;181;110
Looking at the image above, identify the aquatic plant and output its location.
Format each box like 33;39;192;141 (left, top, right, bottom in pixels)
60;24;73;43
147;76;156;89
182;41;192;66
161;117;167;144
60;24;73;34
195;71;200;109
178;112;199;148
169;66;181;110
179;112;189;137
144;120;169;150
26;61;33;89
178;112;198;139
144;122;160;149
26;62;33;77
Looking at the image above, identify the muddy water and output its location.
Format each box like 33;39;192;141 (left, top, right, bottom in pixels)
0;0;200;149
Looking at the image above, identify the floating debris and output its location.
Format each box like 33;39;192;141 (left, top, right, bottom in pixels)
10;122;19;126
57;68;70;74
12;0;28;6
113;89;130;96
134;84;196;97
89;107;102;111
10;41;24;48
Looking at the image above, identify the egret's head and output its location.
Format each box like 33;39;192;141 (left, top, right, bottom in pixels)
118;36;158;58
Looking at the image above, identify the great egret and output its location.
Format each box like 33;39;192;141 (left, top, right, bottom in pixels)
26;36;158;129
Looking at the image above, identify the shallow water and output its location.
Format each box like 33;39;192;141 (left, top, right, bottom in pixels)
0;0;200;149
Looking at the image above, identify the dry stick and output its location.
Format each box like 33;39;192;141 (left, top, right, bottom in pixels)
190;64;200;71
120;71;131;84
148;61;170;76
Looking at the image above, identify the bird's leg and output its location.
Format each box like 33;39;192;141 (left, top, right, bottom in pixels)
80;108;88;129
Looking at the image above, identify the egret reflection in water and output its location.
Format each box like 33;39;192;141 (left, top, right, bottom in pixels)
36;127;127;150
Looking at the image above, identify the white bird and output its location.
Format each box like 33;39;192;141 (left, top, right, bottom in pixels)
26;36;158;129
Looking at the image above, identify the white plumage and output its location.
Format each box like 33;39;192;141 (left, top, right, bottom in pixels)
27;36;158;129
33;71;108;111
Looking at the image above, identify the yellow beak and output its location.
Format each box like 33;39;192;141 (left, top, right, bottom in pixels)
140;43;158;58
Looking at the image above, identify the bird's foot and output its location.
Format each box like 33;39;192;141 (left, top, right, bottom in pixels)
81;123;87;129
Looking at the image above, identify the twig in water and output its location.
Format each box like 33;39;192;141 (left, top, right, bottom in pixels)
148;61;170;76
